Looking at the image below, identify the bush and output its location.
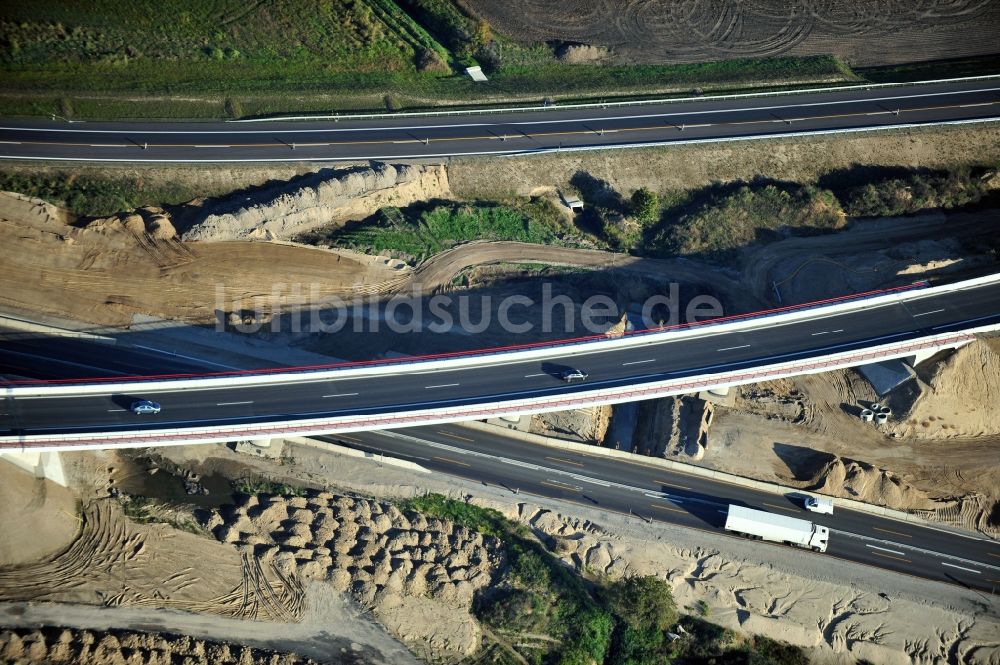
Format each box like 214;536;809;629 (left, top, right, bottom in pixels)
604;575;678;632
397;493;510;537
746;635;810;665
630;187;660;224
839;168;991;217
608;625;668;665
645;182;845;261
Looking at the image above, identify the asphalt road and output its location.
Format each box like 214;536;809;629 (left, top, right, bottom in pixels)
0;80;998;162
3;320;998;594
326;423;1000;593
0;329;223;380
3;279;1000;437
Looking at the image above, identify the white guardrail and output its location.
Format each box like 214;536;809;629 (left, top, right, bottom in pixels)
230;74;1000;123
6;271;999;398
2;324;995;452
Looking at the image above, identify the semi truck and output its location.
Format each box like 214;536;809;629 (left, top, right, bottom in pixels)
724;505;829;552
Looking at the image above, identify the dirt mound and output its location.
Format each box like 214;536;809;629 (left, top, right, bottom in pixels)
182;163;449;242
0;501;302;621
0;626;323;665
0;191;405;326
0;463;79;566
555;43;610;64
205;490;504;659
891;339;1000;440
807;456;940;510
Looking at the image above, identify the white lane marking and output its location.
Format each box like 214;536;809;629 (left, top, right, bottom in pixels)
941;562;981;574
867;544;905;556
7;86;1000;134
323;392;359;398
832;329;844;333
524;373;546;377
717;344;751;352
811;331;829;336
217;400;253;406
107;409;126;412
913;308;945;317
622;359;655;366
425;383;459;389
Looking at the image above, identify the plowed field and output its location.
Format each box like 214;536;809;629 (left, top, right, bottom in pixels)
462;0;1000;66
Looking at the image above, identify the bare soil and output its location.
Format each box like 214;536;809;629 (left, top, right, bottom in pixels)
0;626;325;665
158;439;1000;665
449;124;1000;200
463;0;1000;66
0;193;407;327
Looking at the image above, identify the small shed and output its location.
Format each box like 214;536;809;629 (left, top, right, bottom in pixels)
563;196;583;212
465;66;488;82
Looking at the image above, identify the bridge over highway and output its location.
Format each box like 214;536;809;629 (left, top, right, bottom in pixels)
2;273;998;452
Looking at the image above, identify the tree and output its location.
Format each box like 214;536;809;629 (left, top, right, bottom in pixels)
630;188;660;224
604;575;678;631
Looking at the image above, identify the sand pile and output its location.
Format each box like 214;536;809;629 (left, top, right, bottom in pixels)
205;491;504;659
0;191;406;326
0;463;80;566
807;456;941;510
891;339;1000;439
0;626;322;665
182;163;449;242
0;501;302;621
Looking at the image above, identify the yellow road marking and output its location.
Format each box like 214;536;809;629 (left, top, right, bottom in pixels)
432;455;470;467
540;480;581;492
335;434;361;442
873;526;912;538
763;502;800;513
650;502;686;514
870;551;911;563
436;430;474;442
654;479;692;490
985;552;1000;559
544;455;584;467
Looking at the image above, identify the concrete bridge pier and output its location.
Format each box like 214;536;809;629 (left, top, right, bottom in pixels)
0;450;67;486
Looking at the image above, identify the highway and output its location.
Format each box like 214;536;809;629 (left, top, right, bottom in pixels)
3;278;1000;441
328;424;1000;593
0;79;997;162
3;320;999;594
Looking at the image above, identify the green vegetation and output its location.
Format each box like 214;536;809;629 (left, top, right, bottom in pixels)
0;0;858;120
629;188;660;225
233;475;305;497
398;493;808;665
858;54;1000;83
839;167;994;217
397;492;513;537
120;496;201;533
307;198;579;263
0;170;206;217
644;182;845;261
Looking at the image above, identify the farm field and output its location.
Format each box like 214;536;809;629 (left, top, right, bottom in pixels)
462;0;1000;67
0;0;912;120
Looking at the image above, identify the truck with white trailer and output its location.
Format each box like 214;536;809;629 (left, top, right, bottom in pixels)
724;505;829;552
